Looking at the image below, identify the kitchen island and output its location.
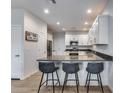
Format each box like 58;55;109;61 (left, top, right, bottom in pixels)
37;53;112;61
36;53;112;87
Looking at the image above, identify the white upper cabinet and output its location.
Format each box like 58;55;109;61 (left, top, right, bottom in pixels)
88;15;109;45
70;35;79;41
87;27;95;45
65;34;89;46
65;35;79;46
78;35;88;45
78;36;84;45
65;35;71;46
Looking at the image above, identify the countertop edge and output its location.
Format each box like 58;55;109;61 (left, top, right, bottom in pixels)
36;59;112;61
65;49;113;61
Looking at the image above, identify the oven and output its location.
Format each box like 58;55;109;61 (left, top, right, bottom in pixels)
69;51;78;56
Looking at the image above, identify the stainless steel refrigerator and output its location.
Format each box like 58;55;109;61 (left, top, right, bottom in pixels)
47;40;52;57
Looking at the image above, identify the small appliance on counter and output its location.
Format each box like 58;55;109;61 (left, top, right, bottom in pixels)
70;41;78;46
69;52;79;56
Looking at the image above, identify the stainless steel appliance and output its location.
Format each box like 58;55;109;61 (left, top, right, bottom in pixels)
47;40;52;57
70;41;78;46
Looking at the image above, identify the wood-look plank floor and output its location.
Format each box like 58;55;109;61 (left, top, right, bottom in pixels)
11;72;112;93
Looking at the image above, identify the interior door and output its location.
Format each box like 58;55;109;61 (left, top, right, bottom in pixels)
11;25;22;79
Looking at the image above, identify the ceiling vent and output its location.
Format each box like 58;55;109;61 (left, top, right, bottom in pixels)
49;0;56;4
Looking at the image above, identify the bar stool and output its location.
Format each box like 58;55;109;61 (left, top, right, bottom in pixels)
85;63;104;93
37;62;60;93
62;63;80;93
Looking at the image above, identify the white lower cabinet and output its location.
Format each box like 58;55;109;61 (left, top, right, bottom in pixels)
78;51;87;55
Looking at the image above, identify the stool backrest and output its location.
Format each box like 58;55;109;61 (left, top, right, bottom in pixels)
62;63;79;73
39;62;56;73
86;63;104;74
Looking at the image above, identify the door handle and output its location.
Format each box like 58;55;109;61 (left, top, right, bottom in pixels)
15;55;20;57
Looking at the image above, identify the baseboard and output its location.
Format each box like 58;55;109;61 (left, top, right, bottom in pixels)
21;69;38;80
11;78;20;80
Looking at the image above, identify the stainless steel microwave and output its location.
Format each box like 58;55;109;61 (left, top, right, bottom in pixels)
70;41;78;46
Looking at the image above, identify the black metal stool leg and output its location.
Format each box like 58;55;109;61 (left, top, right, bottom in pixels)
97;74;100;86
62;73;68;93
87;73;91;93
98;74;104;93
75;73;79;93
56;71;61;86
97;74;100;92
37;73;44;93
46;73;48;86
76;72;79;86
85;73;89;87
52;73;55;93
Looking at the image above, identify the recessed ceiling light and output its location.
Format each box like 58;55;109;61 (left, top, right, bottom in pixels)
85;22;88;25
62;28;66;31
87;9;92;14
44;9;49;14
56;22;60;25
83;28;87;31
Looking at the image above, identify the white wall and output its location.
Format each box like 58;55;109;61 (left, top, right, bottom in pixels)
47;31;53;41
23;10;47;79
53;32;65;55
11;9;24;25
11;9;47;79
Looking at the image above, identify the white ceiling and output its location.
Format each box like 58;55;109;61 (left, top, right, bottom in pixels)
11;0;109;32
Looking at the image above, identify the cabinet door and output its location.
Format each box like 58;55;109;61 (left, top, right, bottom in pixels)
83;35;88;45
87;30;93;45
78;36;83;45
70;35;78;41
98;16;109;44
65;35;70;46
79;35;88;45
94;20;99;44
89;26;95;45
91;15;109;44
